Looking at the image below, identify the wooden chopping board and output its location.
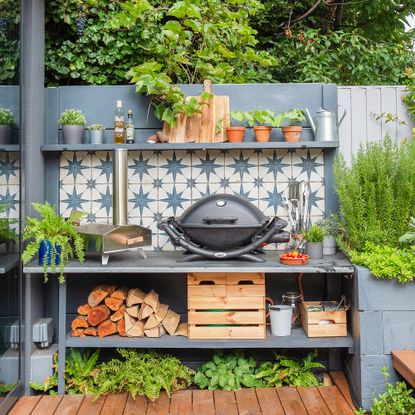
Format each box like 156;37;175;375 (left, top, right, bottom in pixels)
163;80;230;143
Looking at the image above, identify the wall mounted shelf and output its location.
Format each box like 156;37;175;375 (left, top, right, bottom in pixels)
0;145;20;152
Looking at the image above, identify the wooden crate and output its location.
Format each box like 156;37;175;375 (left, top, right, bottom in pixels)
187;272;266;339
301;301;347;338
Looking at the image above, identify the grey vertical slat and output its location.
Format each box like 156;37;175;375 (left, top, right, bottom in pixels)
380;87;398;141
337;87;352;165
366;87;382;143
396;86;414;141
45;88;58;144
350;88;367;155
57;282;66;394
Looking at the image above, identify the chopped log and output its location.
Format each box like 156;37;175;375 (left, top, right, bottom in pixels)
173;322;188;337
126;288;146;307
88;285;116;307
104;297;124;311
141;304;153;320
117;318;126;337
71;315;89;330
110;305;126;322
77;303;92;316
155;303;169;322
111;287;129;301
84;327;98;336
71;329;85;337
144;326;161;338
97;320;117;337
124;313;137;333
163;310;180;335
126;306;139;318
126;320;144;338
144;314;159;330
87;305;110;327
144;290;160;312
160;325;166;336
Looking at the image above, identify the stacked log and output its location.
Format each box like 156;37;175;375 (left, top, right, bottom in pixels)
71;285;187;338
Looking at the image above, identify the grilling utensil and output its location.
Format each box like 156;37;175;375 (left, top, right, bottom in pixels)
286;180;311;233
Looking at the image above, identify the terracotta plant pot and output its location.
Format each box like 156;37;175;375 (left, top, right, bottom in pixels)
253;126;271;142
281;126;303;142
225;126;245;143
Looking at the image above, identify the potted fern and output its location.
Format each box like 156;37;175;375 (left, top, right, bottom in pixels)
0;108;14;144
22;202;86;282
281;109;306;142
59;109;87;145
304;224;326;259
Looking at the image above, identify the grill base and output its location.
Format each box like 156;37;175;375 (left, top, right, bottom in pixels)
178;252;265;263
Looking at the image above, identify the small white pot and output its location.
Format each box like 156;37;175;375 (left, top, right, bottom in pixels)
269;305;292;336
323;236;336;256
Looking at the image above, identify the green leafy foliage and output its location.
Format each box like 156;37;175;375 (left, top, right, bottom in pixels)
21;202;86;283
0;203;17;242
316;214;342;238
96;349;192;401
30;348;100;395
59;108;87;126
400;217;415;245
350;243;415;284
255;351;324;388
193;351;264;391
304;224;325;243
0;109;14;125
88;124;105;131
282;109;306;126
403;73;415;121
334;138;415;252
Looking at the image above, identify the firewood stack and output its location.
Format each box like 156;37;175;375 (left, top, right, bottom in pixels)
71;285;188;338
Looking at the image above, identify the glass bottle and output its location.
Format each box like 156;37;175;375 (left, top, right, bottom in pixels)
282;291;302;329
126;109;135;144
114;100;125;144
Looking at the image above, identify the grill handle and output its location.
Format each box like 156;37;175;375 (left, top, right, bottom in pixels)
202;216;238;224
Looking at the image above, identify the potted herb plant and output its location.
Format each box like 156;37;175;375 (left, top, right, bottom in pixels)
281;109;306;142
304;224;326;259
88;124;105;144
0;204;17;252
317;214;341;255
246;110;273;142
225;111;247;142
21;202;86;283
0;108;14;144
59;109;87;145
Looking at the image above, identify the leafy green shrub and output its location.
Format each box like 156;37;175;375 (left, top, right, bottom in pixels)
0;109;14;126
255;351;324;388
335;138;415;252
0;203;17;242
304;224;325;243
96;349;192;401
317;214;342;238
193;351;264;391
350;243;415;284
59;109;86;126
21;202;85;283
400;217;415;245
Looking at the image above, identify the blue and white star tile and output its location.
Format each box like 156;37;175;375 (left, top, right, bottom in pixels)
258;150;292;182
0;185;19;218
226;182;259;207
158;150;191;184
309;182;325;216
60;184;91;217
60;151;91;185
92;151;112;184
292;149;324;182
191;150;225;183
258;182;288;217
127;184;158;218
192;182;222;203
159;183;192;217
0;152;19;186
128;151;158;184
224;150;258;183
91;184;112;219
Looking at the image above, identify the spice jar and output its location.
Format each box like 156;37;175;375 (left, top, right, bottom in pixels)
282;291;302;329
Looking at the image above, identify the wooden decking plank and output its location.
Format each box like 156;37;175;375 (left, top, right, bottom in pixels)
192;390;215;415
31;395;63;415
255;388;285;415
9;396;43;415
170;390;193;415
54;395;84;415
234;388;261;415
213;390;238;415
145;391;170;415
319;386;355;415
123;394;148;415
277;387;308;415
330;371;356;410
297;386;331;415
392;350;415;388
101;393;128;415
77;394;106;415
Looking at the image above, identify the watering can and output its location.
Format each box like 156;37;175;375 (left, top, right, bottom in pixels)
305;107;346;141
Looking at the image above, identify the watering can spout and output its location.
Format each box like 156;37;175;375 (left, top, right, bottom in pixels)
304;108;316;134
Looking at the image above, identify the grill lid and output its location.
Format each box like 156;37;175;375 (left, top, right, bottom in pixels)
177;194;268;228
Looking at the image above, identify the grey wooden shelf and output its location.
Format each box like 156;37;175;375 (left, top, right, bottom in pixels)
0;145;19;152
24;251;354;274
41;141;339;152
0;254;19;274
66;328;354;349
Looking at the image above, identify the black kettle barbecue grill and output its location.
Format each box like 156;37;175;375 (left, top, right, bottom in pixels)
158;194;290;262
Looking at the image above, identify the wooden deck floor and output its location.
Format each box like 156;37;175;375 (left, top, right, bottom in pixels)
9;372;356;415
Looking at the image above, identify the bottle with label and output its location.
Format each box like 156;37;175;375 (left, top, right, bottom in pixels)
114;100;125;144
126;109;135;144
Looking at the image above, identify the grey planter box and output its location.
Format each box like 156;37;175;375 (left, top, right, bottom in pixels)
62;125;84;144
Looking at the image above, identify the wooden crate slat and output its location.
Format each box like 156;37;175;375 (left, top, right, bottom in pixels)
304;324;347;338
188;310;264;325
188;325;266;339
188;285;227;297
188;296;264;310
226;284;265;297
188;273;227;285
302;302;347;325
226;272;265;285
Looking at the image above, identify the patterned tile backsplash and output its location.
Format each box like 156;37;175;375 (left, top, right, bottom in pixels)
59;149;325;251
0;152;19;220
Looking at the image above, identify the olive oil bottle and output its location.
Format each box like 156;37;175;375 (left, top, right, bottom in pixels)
114;100;125;144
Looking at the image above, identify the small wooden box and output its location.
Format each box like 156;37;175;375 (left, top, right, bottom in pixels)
301;301;347;338
187;272;266;340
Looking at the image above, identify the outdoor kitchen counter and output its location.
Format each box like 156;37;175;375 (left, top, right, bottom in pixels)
24;251;354;274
